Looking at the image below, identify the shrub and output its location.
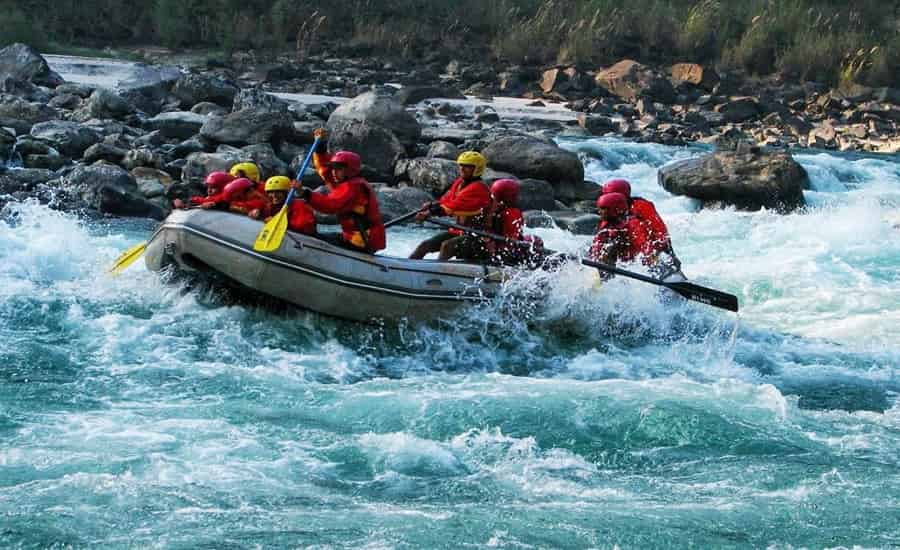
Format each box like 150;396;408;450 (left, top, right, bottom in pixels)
0;5;48;50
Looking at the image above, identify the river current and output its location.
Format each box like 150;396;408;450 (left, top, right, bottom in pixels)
2;128;900;545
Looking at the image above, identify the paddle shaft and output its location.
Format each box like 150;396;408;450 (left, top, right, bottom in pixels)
283;136;321;210
425;217;738;312
383;209;420;229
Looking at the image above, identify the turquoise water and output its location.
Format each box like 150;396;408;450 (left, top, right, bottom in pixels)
2;140;899;548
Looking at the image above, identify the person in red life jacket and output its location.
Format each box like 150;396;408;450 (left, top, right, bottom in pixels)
230;162;263;193
589;192;647;280
223;178;269;215
248;176;316;235
295;149;386;254
409;151;492;261
172;171;234;209
484;178;525;264
601;178;680;271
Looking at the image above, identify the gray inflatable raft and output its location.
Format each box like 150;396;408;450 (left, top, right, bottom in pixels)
144;209;515;323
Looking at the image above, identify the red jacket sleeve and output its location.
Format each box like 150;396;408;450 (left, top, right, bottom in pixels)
307;181;360;215
190;190;228;205
288;200;316;234
439;179;491;217
502;208;524;240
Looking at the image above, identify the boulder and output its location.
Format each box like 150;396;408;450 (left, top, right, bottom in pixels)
523;210;599;235
237;143;289;180
0;94;58;128
116;63;181;116
426;140;459;160
326;119;406;180
577;113;617;135
122;147;164;170
658;149;808;212
55;83;94;98
231;87;290;112
0;44;64;88
0;127;14;163
148;111;207;140
669;63;719;91
516;178;557;211
60;163;165;219
172;73;239;109
393;157;458;195
170;137;213;159
594;60;676;104
74;88;136;121
394;85;465;105
0;75;48;101
82;142;128;164
375;185;433;221
715;97;761;123
48;93;82;110
30;120;102;158
131;167;174;198
326;89;421;147
181;151;243;185
0;168;54;194
482;135;585;201
190;101;228;116
200;108;293;145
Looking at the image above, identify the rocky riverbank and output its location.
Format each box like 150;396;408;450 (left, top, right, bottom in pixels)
2;42;894;231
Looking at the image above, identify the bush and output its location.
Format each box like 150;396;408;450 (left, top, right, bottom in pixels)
0;5;48;50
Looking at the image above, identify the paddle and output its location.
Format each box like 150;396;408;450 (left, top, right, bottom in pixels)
383;209;421;228
425;217;739;312
253;137;320;252
108;241;148;275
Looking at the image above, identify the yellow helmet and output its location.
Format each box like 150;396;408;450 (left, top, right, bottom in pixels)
264;176;291;192
229;162;260;182
456;151;486;177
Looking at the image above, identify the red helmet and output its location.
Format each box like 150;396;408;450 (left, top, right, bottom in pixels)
490;178;520;204
328;151;361;178
205;171;234;191
596;192;628;218
602;178;631;198
223;178;253;200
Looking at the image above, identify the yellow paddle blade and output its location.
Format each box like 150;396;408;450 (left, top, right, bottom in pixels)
108;241;147;275
253;205;289;252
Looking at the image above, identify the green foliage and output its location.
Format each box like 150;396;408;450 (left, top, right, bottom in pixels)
0;3;48;50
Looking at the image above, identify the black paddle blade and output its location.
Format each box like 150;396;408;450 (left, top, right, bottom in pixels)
664;281;739;312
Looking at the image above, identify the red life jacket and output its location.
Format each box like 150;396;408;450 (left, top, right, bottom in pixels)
487;205;524;262
307;176;386;252
228;189;269;215
189;190;229;206
631;197;671;257
439;176;491;235
589;216;646;264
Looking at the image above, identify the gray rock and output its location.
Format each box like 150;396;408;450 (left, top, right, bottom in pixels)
24;152;66;170
30;120;101;157
658;149;808;212
48;93;82;110
376;185;433;221
326;119;406;180
0;94;58;128
482;135;584;201
523;210;599;235
394;157;458;195
170;137;213;159
577;113;617;135
60;162;165;219
182;151;243;184
238;143;289;180
131;167;174;198
715;97;761;123
394;85;466;105
231;87;290;113
148;111;207;139
82;142;128;164
326;89;421;147
122;148;164;170
132;130;170;148
75;88;135;121
0;44;64;87
0;168;54;194
200;108;293;145
55;83;94;98
516;178;557;211
190;101;228;116
172;73;239;109
426;140;459;160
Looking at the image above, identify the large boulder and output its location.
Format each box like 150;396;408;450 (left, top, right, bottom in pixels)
0;168;55;195
30;120;102;158
669;63;719;91
181;151;243;185
394;85;465;105
200;108;293;145
393;157;458;196
116;63;181;116
0;43;64;88
715;97;761;123
73;88;136;121
516;178;557;211
375;185;433;221
172;73;239;109
658;149;808;211
482;135;585;202
594;60;675;104
326;89;421;147
237;143;289;180
231;87;291;113
326;119;406;181
60;163;165;219
0;94;58;129
148;111;207;139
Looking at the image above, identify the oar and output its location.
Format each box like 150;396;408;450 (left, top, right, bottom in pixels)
581;258;738;312
253;137;320;252
108;241;147;275
383;209;421;228
426;217;739;312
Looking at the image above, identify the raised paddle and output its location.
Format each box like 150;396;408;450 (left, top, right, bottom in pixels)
425;217;739;312
253;137;320;252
